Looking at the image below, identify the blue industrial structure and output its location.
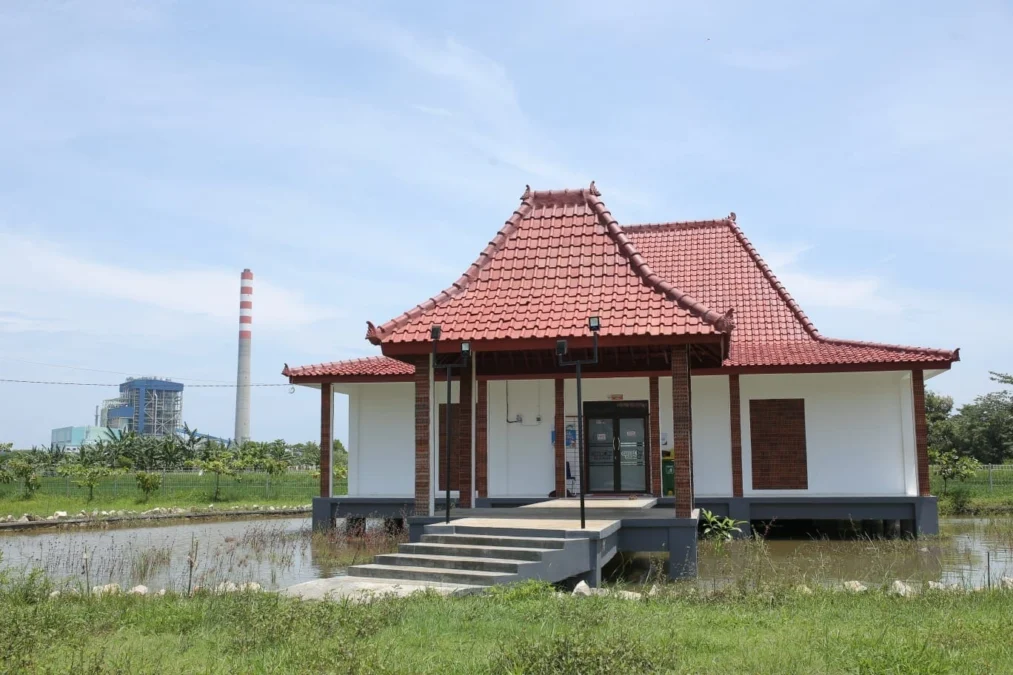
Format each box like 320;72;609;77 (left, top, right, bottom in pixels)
99;377;184;437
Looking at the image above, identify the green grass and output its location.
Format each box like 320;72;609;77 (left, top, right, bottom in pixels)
932;470;1013;515
0;475;348;519
5;578;1013;673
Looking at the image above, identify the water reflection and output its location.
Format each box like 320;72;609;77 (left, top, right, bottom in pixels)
2;516;1012;591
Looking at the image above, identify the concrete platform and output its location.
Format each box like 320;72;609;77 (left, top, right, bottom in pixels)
281;575;484;602
448;516;619;535
522;497;657;510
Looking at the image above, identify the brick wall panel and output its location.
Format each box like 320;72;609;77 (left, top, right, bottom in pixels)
649;376;661;496
319;383;332;498
750;398;807;490
476;380;488;498
729;375;743;497
414;356;430;515
913;370;931;496
554;378;565;496
671;346;694;517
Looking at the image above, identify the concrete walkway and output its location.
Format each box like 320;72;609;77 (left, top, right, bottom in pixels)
281;576;484;602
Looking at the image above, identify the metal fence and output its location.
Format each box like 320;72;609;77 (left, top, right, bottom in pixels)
6;469;332;502
931;464;1013;494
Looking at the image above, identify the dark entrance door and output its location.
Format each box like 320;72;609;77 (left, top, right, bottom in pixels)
584;401;649;494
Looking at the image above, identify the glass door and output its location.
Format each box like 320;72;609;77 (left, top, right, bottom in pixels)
617;418;647;492
586;417;616;493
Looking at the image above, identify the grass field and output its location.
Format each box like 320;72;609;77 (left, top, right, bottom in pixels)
0;472;348;519
4;577;1013;673
933;468;1013;515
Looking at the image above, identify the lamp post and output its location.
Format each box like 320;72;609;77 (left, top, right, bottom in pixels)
431;325;471;524
557;316;601;529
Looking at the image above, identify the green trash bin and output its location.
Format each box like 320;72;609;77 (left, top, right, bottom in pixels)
662;457;675;496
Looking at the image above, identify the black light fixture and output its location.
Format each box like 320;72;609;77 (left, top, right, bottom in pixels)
557;317;602;529
430;327;472;524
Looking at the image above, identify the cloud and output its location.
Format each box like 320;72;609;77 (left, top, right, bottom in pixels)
0;231;338;336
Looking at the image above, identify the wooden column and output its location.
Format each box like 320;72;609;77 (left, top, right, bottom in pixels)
554;378;566;496
672;346;694;517
319;382;332;498
729;374;743;497
649;376;661;496
457;361;473;508
476;380;488;498
414;356;431;515
912;370;931;496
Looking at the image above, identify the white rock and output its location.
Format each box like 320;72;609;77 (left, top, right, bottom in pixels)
1000;577;1013;590
647;584;660;597
93;583;121;596
54;511;67;518
100;511;109;516
890;580;914;597
156;589;167;596
268;506;276;511
215;581;239;594
843;580;867;593
572;581;592;597
927;581;959;592
49;590;61;599
128;585;149;596
17;515;29;523
796;584;814;595
240;582;262;592
45;515;56;521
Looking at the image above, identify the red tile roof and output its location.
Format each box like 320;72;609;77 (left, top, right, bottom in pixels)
286;183;957;380
624;217;957;367
366;184;735;345
283;356;413;379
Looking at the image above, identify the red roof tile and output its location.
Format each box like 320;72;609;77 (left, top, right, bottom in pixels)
624;217;957;367
287;184;957;379
283;356;413;379
367;184;735;345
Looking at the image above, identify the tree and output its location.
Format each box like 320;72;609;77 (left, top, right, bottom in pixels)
991;372;1013;386
930;448;979;494
6;456;41;498
59;464;117;502
926;391;957;455
135;471;162;502
952;391;1013;464
188;441;238;502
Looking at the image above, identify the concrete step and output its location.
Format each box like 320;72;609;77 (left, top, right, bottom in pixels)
400;542;547;561
375;553;528;574
450;524;573;539
420;533;568;550
347;564;509;586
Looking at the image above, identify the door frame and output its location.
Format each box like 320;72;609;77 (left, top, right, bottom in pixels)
583;400;651;494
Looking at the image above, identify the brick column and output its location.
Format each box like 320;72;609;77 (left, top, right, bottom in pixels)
554;378;566;496
319;383;332;498
414;356;431;515
476;380;488;498
457;361;473;508
672;346;694;517
649;376;661;496
729;374;743;497
912;370;931;496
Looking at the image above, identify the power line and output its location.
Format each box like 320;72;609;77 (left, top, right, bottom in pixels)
0;378;292;388
0;356;233;384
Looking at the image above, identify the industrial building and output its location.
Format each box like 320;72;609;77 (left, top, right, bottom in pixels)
96;377;184;437
50;426;117;451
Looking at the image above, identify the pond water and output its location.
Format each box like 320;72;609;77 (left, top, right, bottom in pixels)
2;516;1012;591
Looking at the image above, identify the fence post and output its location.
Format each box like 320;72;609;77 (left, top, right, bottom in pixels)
989;464;993;493
65;475;69;498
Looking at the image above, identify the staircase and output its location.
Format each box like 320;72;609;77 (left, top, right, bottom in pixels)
347;523;593;586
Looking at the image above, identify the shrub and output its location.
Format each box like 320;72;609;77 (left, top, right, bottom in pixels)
135;471;162;501
700;508;745;541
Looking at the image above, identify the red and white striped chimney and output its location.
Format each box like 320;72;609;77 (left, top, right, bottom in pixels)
234;269;253;443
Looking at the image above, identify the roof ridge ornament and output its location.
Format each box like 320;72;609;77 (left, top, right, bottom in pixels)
728;212;736;222
521;185;532;201
716;308;736;332
588;180;601;196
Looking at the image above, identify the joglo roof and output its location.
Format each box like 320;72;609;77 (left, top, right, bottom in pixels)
284;183;957;380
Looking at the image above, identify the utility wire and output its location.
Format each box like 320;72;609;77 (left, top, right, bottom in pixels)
0;356;233;384
0;378;291;388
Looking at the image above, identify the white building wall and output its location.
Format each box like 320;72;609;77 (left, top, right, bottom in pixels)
739;371;915;496
342;383;415;497
487;379;555;497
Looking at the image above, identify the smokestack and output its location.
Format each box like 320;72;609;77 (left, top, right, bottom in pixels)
234;269;253;443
